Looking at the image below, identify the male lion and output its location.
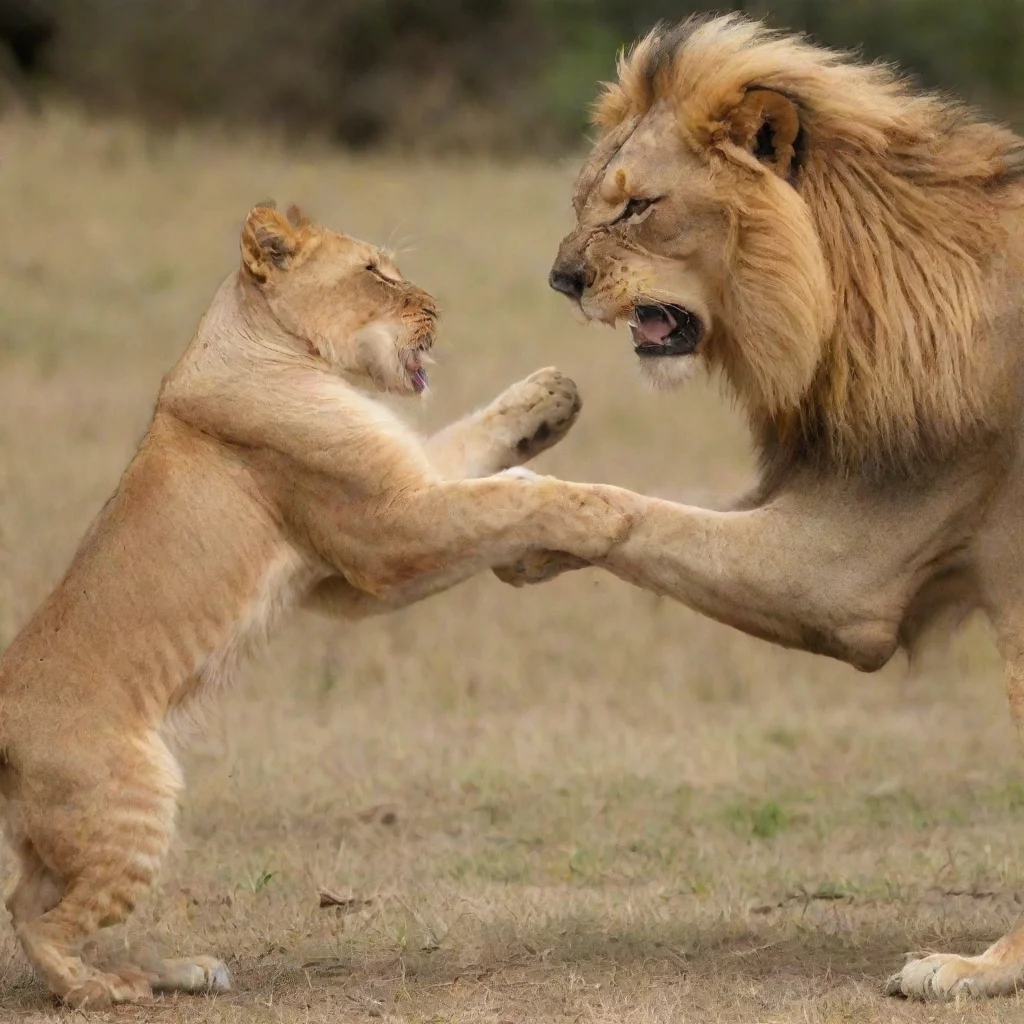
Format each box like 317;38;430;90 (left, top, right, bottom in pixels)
512;13;1024;1001
0;202;635;1007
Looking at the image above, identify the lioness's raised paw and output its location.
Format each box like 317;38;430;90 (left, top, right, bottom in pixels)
426;367;583;479
485;367;582;467
885;950;1023;1000
493;550;590;587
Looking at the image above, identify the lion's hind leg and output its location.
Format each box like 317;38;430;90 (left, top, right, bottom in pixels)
886;933;1024;1000
887;653;1024;1000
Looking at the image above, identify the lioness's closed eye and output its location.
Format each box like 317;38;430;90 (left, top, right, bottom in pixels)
239;202;437;396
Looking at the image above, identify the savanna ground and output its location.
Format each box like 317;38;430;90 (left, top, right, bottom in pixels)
2;110;1024;1024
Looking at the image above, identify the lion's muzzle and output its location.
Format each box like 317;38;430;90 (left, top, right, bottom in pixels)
548;257;595;304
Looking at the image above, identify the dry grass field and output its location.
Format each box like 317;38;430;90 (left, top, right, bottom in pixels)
3;109;1024;1023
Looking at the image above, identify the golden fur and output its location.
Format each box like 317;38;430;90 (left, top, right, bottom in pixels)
584;14;1024;475
0;203;635;1007
527;14;1024;999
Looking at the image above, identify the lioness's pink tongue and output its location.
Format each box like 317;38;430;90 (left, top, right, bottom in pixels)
635;309;675;343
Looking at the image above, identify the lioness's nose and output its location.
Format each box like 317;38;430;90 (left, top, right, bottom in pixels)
548;261;587;301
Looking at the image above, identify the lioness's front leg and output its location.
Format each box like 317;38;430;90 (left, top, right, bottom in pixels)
426;367;582;479
297;473;633;606
306;367;583;619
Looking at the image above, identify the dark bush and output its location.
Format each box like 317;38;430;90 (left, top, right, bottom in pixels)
0;0;55;75
42;0;1024;152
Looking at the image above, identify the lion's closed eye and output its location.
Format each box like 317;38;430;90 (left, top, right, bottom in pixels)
615;197;660;225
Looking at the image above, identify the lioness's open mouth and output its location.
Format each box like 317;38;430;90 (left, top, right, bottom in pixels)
405;350;429;393
628;303;703;357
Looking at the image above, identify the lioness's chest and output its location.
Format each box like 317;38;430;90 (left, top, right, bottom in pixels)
178;548;325;706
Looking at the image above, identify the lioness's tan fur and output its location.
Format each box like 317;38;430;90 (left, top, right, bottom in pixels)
0;204;634;1007
527;13;1024;1000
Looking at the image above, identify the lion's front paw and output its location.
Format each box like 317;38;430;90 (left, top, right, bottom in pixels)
493;550;590;587
886;951;1022;1000
488;367;582;466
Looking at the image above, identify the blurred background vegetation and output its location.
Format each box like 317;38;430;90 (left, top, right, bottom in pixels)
4;0;1024;153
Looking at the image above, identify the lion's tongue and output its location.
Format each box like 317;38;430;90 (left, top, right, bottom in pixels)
634;307;676;344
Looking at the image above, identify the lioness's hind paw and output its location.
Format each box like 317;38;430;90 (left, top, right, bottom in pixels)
61;969;153;1007
151;955;231;994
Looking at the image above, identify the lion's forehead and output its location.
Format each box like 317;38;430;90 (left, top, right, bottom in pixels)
573;108;696;224
572;116;644;216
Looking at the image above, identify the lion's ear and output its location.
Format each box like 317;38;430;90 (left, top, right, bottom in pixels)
729;88;802;182
240;202;307;283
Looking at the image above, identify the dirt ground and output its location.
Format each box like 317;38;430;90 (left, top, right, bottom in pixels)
2;110;1024;1023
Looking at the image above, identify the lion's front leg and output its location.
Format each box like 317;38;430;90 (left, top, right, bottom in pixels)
425;367;582;479
529;483;934;671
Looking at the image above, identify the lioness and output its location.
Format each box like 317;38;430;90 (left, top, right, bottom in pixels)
0;202;634;1007
506;13;1024;1000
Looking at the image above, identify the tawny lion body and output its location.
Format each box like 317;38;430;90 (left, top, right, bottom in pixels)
508;14;1024;1000
0;204;633;1007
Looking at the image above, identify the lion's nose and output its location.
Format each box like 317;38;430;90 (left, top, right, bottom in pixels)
548;262;587;301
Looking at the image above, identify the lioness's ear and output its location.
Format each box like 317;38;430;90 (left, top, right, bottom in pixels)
285;203;311;229
240;202;305;283
729;88;802;182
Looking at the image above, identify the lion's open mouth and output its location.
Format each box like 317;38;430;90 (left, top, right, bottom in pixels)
628;303;703;357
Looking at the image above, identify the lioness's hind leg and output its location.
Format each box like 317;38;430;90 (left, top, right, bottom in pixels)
13;732;180;1007
427;367;582;478
5;841;65;927
17;865;158;1007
